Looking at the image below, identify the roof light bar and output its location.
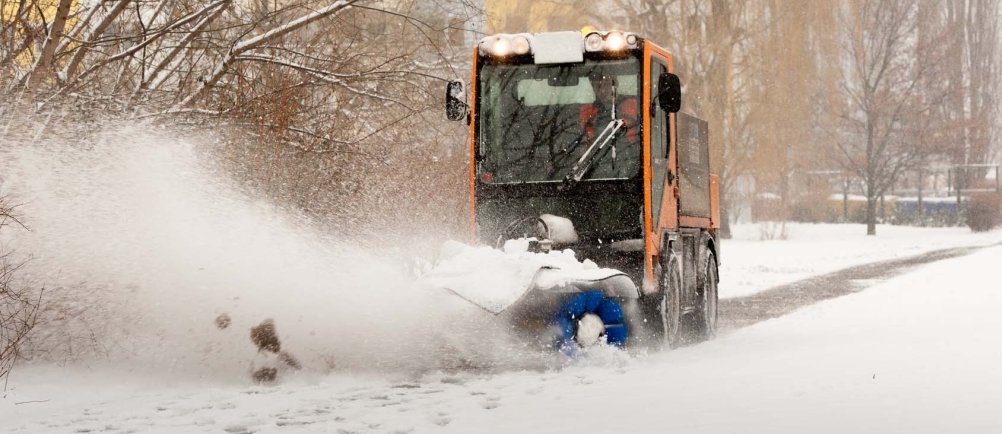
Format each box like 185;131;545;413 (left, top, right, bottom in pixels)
512;35;531;55
605;31;627;50
478;31;641;59
583;31;641;53
478;33;534;58
584;32;604;51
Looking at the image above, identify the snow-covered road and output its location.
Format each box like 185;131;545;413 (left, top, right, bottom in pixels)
4;225;1002;433
719;222;1002;298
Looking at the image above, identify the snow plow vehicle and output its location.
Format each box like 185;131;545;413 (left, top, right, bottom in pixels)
438;30;720;351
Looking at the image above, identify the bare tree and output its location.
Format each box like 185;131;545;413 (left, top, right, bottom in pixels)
1;0;484;363
2;0;481;229
942;0;999;189
0;197;41;386
835;0;945;235
744;1;839;229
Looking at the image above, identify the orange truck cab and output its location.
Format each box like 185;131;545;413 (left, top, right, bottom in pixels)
445;30;721;347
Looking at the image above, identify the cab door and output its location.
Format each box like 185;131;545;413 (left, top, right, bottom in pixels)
643;45;680;290
648;54;677;239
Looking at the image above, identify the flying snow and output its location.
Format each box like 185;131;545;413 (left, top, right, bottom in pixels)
0;125;572;380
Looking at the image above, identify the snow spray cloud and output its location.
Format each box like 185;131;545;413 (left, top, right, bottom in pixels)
1;124;539;380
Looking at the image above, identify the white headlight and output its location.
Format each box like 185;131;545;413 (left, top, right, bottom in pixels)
512;35;530;55
584;32;604;52
492;37;512;56
605;31;626;50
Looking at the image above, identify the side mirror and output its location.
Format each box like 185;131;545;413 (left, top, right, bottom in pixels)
446;81;469;122
657;72;682;113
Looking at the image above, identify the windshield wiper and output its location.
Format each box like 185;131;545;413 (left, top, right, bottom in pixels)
562;118;625;187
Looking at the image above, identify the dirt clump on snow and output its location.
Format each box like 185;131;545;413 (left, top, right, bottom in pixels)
249;318;303;383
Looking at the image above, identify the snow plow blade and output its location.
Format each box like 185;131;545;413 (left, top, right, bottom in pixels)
420;262;639;315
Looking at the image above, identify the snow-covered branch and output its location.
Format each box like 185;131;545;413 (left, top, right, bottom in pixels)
173;0;358;110
232;52;412;109
137;1;230;95
63;0;230;92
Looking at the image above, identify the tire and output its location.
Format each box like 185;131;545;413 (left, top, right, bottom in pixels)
692;247;719;340
648;249;683;349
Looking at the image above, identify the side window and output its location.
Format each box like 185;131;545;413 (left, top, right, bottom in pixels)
650;60;669;224
678;113;711;217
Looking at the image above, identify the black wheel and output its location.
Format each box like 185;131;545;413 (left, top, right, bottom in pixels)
693;248;719;340
654;250;683;349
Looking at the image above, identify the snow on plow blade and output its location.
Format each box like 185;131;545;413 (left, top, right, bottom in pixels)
418;241;639;315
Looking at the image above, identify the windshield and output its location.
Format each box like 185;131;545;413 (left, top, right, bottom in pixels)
477;57;642;184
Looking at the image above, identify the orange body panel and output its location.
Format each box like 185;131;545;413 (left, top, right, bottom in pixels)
709;174;721;229
641;43;654;286
644;42;677;289
468;47;479;243
679;216;713;229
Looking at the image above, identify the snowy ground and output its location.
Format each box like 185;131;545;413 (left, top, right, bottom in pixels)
4;224;1002;433
720;222;1002;298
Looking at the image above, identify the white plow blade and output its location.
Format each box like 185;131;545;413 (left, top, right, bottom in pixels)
416;241;639;314
531;267;639;298
419;257;537;314
420;264;637;315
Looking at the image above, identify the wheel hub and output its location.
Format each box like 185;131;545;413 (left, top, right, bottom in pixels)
575;313;606;347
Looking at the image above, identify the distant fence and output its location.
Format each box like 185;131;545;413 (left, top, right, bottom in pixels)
891;197;967;226
752;194;969;226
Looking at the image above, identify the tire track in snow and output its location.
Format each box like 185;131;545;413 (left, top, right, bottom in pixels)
717;241;1002;332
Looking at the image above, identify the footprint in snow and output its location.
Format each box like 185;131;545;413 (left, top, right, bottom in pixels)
440;376;466;385
431;412;452;426
275;420;316;427
192;417;216;426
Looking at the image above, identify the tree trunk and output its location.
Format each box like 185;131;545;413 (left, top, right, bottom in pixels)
917;167;924;224
26;0;74;89
842;179;849;222
719;196;732;239
866;182;877;235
